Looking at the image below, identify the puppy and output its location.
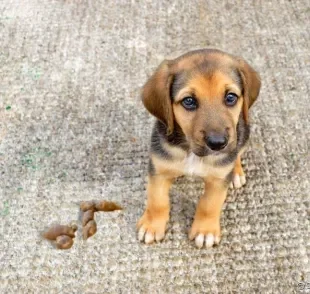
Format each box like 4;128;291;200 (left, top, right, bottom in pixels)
137;49;261;248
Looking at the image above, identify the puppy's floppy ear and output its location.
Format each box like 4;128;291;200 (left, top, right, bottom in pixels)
142;60;174;135
238;59;261;123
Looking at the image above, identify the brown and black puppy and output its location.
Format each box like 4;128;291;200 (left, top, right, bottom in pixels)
137;49;261;248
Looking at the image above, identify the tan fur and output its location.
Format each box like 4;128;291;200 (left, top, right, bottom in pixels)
137;175;173;243
173;71;243;153
189;177;228;241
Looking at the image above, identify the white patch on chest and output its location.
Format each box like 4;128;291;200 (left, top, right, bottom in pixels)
152;149;233;179
183;153;207;177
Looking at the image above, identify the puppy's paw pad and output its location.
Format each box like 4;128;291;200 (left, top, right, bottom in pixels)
231;174;246;189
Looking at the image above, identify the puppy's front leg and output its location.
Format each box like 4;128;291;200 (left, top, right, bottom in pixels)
189;177;229;248
137;175;173;244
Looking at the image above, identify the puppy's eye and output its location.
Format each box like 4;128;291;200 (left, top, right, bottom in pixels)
181;97;198;111
225;93;238;106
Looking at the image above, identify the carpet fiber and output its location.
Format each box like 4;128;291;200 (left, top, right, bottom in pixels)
0;0;309;293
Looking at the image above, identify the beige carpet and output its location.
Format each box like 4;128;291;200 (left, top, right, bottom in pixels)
0;0;309;293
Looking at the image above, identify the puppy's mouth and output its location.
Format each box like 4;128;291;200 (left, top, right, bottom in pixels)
192;141;237;157
192;148;223;157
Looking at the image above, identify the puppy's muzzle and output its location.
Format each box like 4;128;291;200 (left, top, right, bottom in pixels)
205;132;228;151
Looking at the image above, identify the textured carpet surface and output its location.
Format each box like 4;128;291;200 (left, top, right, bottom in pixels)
0;0;309;293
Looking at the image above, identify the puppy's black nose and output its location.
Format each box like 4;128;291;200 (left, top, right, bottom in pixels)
206;133;228;151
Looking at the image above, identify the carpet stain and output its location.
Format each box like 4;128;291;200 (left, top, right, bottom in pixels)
1;201;10;217
58;171;68;179
21;64;43;81
21;148;52;170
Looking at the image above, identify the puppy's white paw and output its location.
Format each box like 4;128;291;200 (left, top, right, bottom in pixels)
189;218;221;249
137;212;167;244
138;227;165;244
194;233;220;249
230;174;246;189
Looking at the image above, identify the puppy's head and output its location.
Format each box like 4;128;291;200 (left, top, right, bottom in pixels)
142;49;261;157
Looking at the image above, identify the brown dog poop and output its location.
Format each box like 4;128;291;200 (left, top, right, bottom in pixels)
82;209;95;226
80;200;122;212
94;200;122;212
55;235;74;249
81;209;97;240
80;200;122;240
43;223;77;250
80;201;96;212
42;200;122;248
43;224;77;240
82;220;97;240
